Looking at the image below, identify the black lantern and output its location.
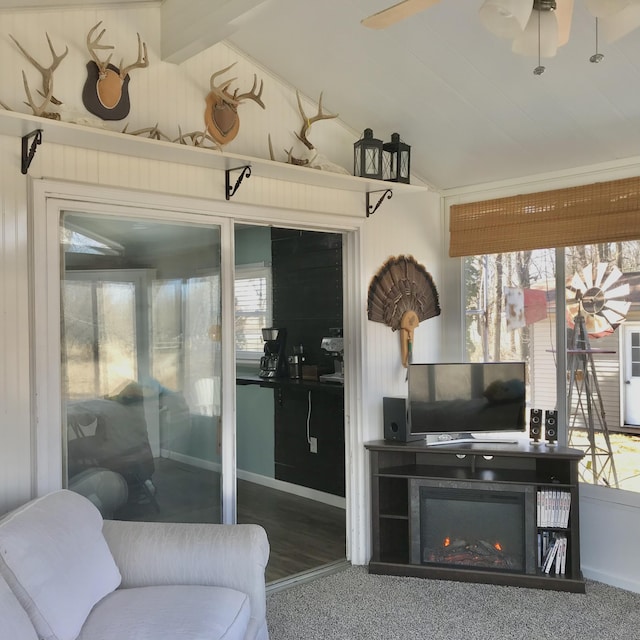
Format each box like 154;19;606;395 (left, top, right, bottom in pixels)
383;133;411;184
354;128;383;180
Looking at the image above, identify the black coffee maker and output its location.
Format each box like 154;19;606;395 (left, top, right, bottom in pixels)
259;327;288;378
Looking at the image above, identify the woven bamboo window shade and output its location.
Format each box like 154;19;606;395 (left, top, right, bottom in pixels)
449;176;640;257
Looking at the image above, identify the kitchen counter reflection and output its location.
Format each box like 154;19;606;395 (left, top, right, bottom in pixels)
236;374;344;393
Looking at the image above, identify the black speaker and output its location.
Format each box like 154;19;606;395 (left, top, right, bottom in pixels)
529;408;542;442
545;410;558;445
383;397;420;442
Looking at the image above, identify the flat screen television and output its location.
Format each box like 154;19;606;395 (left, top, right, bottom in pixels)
408;362;526;445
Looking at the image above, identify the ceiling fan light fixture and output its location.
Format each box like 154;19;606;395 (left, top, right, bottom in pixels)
512;8;559;57
478;0;533;39
600;3;640;42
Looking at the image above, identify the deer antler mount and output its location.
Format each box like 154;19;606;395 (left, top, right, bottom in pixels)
9;33;68;120
268;90;339;167
82;22;149;121
204;62;265;146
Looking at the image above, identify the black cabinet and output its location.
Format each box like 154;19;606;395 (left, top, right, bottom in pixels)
237;376;345;497
275;385;345;497
365;439;585;593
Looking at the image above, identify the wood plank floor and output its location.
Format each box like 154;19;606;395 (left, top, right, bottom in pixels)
116;458;346;583
237;477;346;582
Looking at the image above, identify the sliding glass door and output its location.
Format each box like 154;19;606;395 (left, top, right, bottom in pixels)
51;204;353;584
61;211;224;522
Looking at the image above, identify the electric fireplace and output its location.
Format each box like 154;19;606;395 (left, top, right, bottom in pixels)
410;479;537;575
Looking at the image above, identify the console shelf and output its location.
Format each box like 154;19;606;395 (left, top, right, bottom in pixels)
365;439;586;593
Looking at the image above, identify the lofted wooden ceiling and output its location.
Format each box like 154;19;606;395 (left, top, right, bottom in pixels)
3;0;640;191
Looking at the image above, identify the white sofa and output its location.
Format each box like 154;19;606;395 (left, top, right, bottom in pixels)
0;490;270;640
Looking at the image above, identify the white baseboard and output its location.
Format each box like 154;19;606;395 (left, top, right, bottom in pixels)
160;448;221;473
237;468;346;509
159;449;345;510
582;566;640;594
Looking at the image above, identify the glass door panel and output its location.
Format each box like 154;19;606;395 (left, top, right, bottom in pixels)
61;212;223;523
234;224;347;583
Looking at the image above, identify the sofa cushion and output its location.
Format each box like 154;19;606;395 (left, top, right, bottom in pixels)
0;573;38;640
78;585;251;640
0;490;121;640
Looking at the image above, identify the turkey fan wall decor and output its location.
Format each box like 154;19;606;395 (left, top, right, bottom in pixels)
367;255;441;367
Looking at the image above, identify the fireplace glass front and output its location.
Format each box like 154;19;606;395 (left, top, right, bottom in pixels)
410;479;536;574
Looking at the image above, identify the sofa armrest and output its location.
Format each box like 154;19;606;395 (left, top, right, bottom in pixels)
102;520;269;628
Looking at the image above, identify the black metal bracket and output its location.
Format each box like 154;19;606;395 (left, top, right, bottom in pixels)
225;165;252;200
366;188;393;217
21;129;43;175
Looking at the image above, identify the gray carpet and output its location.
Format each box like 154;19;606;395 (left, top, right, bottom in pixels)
266;566;640;640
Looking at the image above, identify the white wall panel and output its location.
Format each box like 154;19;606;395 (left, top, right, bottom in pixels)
0;135;33;512
581;485;640;593
360;189;444;446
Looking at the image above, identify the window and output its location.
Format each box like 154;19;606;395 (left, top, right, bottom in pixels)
464;248;557;410
63;271;146;400
151;274;222;411
464;242;640;494
235;263;272;360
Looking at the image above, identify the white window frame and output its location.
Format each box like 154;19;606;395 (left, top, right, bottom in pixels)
235;261;272;362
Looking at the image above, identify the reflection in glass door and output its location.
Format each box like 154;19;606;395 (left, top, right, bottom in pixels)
61;212;223;523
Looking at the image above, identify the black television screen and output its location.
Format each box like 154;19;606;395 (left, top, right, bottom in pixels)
408;362;526;437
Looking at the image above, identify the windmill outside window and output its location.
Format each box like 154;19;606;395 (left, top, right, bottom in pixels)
566;263;631;487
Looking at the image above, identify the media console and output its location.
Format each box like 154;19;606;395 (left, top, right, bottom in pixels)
365;439;586;593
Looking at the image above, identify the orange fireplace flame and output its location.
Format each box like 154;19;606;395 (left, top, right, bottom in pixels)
443;537;451;547
494;542;503;551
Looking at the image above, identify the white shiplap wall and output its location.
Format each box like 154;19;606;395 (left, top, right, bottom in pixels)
0;1;443;568
0;135;32;513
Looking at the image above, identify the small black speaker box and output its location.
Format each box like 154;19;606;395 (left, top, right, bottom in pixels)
545;410;558;445
383;397;420;442
529;408;542;442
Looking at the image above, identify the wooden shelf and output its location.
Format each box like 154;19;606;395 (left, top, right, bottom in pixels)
0;110;429;196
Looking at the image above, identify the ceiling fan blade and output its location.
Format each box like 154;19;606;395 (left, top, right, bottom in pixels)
361;0;440;30
556;0;574;47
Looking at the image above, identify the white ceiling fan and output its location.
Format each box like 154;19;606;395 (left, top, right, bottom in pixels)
361;1;640;52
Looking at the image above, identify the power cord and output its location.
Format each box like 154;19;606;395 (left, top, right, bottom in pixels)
306;390;312;445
